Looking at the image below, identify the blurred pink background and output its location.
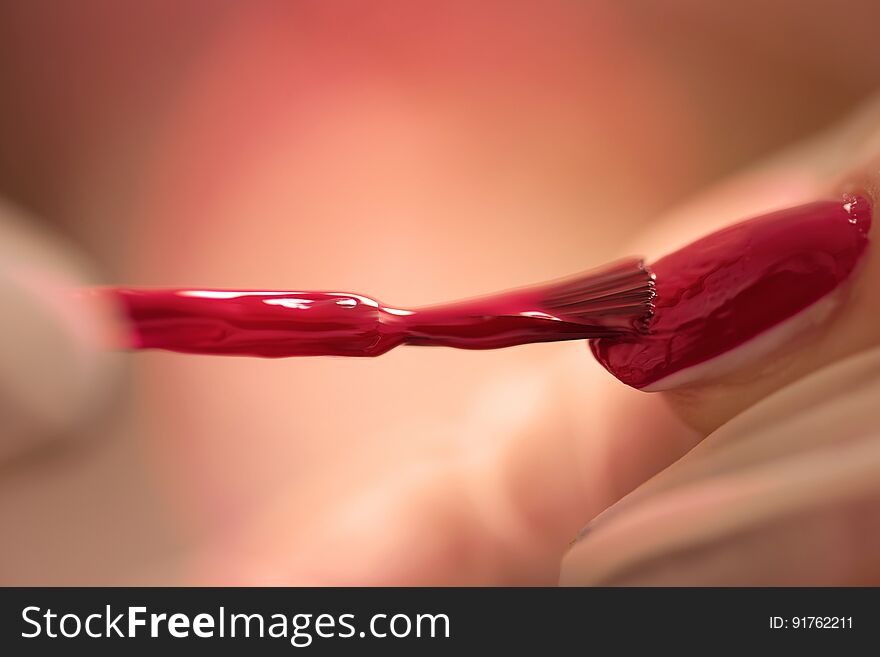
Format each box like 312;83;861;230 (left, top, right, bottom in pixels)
1;1;879;584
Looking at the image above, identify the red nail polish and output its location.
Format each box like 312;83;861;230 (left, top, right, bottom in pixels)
591;195;872;390
107;260;654;357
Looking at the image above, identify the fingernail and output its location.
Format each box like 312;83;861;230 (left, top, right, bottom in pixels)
591;195;872;390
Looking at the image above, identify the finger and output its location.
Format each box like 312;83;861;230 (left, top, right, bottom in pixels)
561;347;880;585
0;199;121;463
561;94;880;584
626;94;880;433
470;101;880;563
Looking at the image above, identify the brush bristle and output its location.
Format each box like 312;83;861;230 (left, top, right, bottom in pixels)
539;258;655;333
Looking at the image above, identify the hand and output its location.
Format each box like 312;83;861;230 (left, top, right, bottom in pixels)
3;2;879;586
561;96;880;585
191;95;880;586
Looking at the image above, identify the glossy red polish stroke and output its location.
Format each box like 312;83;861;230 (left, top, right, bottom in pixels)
106;259;655;357
590;196;872;389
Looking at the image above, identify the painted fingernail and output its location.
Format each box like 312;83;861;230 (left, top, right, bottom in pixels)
591;195;872;390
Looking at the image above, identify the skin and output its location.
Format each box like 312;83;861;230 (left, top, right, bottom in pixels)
191;103;880;586
2;3;880;585
561;101;880;584
648;114;880;434
0;199;121;462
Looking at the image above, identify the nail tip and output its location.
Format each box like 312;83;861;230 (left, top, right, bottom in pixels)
843;193;873;236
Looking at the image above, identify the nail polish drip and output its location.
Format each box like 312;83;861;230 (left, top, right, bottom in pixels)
110;259;655;357
591;196;872;389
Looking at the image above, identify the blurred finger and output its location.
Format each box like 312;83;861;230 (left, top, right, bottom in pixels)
0;199;121;463
561;346;880;585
